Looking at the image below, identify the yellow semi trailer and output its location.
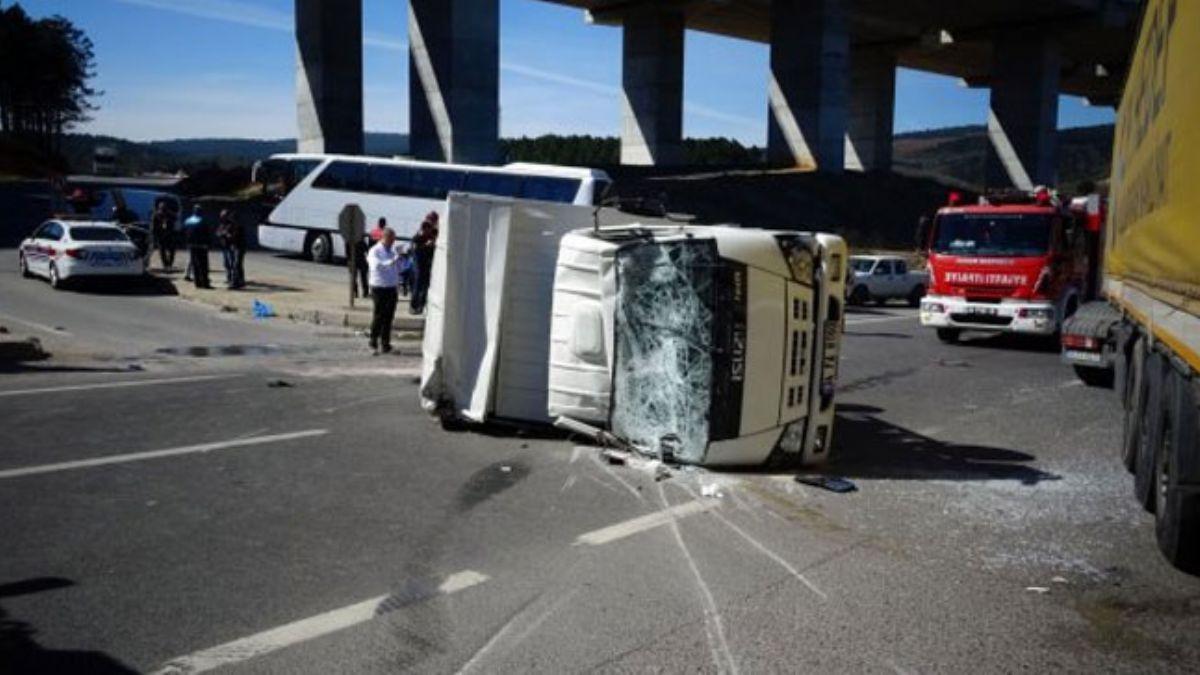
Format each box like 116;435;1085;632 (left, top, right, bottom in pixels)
1063;0;1200;573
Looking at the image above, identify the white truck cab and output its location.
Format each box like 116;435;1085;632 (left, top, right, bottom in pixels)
548;225;847;467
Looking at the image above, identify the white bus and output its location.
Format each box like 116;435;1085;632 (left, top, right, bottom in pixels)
254;154;611;262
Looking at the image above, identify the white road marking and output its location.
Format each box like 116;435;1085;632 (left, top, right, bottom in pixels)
683;486;827;600
560;475;577;493
0;429;329;480
0;374;236;399
0;310;73;337
438;570;489;594
152;570;488;675
575;499;716;546
457;589;579;675
844;314;914;327
657;484;738;674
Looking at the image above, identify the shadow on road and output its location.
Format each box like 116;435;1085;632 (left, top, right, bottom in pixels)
842;330;912;339
60;275;178;297
830;405;1059;485
0;577;137;675
0;361;140;375
951;331;1060;354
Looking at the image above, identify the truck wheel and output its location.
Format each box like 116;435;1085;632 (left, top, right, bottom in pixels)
908;285;925;308
1156;373;1200;573
305;232;333;263
936;328;960;344
1073;364;1114;388
1135;352;1168;512
1121;336;1146;473
849;286;869;306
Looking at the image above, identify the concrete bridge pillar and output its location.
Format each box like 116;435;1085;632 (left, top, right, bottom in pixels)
845;48;895;172
986;35;1060;189
409;0;499;164
767;0;848;171
295;0;364;155
620;8;685;166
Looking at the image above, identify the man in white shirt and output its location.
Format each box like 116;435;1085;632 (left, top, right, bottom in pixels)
366;227;401;354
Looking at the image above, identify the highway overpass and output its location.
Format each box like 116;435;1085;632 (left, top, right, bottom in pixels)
295;0;1141;188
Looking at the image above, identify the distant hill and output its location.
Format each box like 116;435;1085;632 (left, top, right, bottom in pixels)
41;124;1114;191
893;124;1113;191
57;132;410;174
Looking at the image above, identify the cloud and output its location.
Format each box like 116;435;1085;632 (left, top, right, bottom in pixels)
107;0;760;136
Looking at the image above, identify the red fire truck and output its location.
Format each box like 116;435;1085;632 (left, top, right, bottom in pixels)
919;188;1102;343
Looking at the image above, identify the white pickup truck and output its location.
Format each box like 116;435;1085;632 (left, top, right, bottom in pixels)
846;255;928;307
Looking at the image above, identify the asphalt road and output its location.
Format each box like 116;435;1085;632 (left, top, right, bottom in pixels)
1;248;1198;674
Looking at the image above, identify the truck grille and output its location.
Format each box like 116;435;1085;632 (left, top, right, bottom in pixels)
950;313;1013;326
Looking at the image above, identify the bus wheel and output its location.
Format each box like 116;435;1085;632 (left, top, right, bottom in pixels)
306;232;333;264
936;328;960;344
1121;336;1146;473
1155;367;1200;573
1135;352;1168;512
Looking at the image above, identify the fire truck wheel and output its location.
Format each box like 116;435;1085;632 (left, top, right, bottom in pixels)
936;328;960;344
1155;367;1200;573
849;285;869;306
1121;336;1146;473
1135;352;1168;512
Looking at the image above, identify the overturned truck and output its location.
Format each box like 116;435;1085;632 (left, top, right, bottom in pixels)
421;193;847;467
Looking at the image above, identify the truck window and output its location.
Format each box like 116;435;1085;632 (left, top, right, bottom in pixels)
874;260;892;275
894;260;907;275
933;213;1052;257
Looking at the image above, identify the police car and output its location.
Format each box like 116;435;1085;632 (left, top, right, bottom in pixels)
18;219;146;289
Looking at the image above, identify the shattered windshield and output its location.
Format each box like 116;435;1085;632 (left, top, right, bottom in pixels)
611;240;722;463
932;213;1052;257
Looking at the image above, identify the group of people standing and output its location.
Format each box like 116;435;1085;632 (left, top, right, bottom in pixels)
361;211;439;355
171;205;246;290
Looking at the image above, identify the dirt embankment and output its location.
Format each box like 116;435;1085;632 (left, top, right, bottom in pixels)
606;167;963;252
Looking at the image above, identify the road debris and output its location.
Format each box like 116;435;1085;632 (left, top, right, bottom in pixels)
1051;576;1069;585
252;299;277;318
700;484;723;499
655;464;672;482
601;449;628;465
267;379;294;388
500;465;513;474
795;474;857;493
1026;586;1051;594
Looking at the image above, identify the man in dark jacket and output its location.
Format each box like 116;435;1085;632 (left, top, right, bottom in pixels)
183;205;212;289
216;210;246;289
151;201;177;270
409;211;438;314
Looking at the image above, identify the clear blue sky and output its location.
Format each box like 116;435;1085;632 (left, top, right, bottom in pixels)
22;0;1115;143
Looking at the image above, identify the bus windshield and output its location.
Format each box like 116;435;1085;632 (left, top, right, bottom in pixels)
932;213;1052;257
258;158;322;203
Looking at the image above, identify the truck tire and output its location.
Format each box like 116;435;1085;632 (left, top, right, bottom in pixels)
1155;370;1200;574
1121;335;1146;473
849;286;869;306
936;328;960;344
908;285;925;308
1073;364;1114;388
1135;352;1168;512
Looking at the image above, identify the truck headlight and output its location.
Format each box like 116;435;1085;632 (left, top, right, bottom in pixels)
778;420;805;453
1018;307;1054;319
